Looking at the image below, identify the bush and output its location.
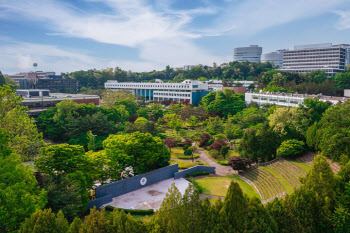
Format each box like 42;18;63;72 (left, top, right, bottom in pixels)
104;206;154;215
207;139;214;146
183;144;190;150
209;150;220;159
177;155;200;160
186;171;210;178
209;139;227;151
220;146;229;159
186;179;203;193
184;149;192;156
277;139;305;157
199;133;212;147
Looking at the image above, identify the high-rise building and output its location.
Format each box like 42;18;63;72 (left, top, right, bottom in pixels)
282;43;349;77
233;45;262;63
261;50;285;68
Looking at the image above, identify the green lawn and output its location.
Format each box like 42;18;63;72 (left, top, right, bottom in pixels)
170;147;199;159
260;166;295;195
288;160;311;172
170;160;209;169
195;175;260;199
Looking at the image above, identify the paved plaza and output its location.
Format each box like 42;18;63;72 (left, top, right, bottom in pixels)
103;178;190;210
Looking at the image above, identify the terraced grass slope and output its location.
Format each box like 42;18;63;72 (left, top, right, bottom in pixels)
240;158;310;203
296;152;341;173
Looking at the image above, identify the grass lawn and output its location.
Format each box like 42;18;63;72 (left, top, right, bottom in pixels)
195;175;260;199
170;147;199;159
170;160;209;169
260;166;295;195
288;160;311;173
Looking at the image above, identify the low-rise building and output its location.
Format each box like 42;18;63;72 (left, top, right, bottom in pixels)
105;80;210;105
16;89;100;117
245;91;349;107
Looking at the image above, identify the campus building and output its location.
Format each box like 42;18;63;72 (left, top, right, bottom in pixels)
16;89;100;117
245;91;349;107
282;43;350;77
233;45;262;63
104;80;210;105
261;50;284;68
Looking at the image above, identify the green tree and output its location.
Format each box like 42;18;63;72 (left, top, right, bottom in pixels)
300;97;331;124
35;144;87;175
0;71;5;86
277;139;305;157
68;217;83;233
0;133;47;232
206;117;224;135
201;90;245;117
268;107;309;141
103;132;170;176
311;101;350;160
137;108;150;120
334;72;350;89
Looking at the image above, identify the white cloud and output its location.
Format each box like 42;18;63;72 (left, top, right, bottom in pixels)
0;41;165;74
211;0;346;36
335;10;350;30
0;0;349;73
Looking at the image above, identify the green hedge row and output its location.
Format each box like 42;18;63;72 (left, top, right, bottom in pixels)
177;155;200;160
187;179;203;193
105;206;154;215
186;171;210;178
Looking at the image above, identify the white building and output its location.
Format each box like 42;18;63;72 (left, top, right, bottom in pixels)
261;50;284;68
105;80;210;105
282;43;349;77
233;45;262;63
245;92;349;107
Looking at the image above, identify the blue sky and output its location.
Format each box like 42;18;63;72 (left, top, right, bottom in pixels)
2;0;350;74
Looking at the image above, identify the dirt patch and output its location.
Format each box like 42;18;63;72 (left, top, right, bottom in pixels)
147;190;164;196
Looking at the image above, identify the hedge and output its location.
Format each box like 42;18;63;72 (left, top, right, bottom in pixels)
177;155;200;160
105;206;154;215
187;179;203;193
186;171;210;178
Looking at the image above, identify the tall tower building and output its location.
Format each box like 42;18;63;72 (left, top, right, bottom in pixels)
233;45;262;63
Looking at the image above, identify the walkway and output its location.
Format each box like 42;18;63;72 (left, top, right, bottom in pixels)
196;148;235;176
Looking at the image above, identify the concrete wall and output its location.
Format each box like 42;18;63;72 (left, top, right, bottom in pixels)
88;194;113;209
174;166;216;179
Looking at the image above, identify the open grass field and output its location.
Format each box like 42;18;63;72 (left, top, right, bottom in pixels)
195;175;260;199
170;160;209;169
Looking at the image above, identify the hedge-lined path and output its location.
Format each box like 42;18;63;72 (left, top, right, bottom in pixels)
196;148;235;176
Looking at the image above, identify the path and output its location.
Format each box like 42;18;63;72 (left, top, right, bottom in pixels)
196;148;235;176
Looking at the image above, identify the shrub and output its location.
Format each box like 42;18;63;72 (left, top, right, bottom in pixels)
183;144;190;150
199;133;212;147
183;138;193;146
186;179;203;193
104;206;154;215
177;155;200;160
228;157;253;171
209;139;227;151
186;171;210;178
213;134;226;140
277;139;305;157
220;146;229;159
184;149;192;156
209;150;220;159
207;139;215;147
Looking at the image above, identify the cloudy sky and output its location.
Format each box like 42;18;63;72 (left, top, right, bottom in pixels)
1;0;350;74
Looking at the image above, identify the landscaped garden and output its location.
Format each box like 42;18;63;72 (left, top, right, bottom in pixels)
170;160;209;169
194;175;260;199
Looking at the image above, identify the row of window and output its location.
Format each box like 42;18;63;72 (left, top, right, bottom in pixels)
154;93;191;97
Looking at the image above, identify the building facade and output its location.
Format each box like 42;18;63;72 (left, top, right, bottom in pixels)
233;45;262;63
282;43;349;77
261;50;284;68
245;92;349;107
105;80;210;105
16;90;100;117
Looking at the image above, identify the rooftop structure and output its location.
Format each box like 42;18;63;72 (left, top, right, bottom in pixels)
105;80;210;105
233;45;262;63
245;91;349;107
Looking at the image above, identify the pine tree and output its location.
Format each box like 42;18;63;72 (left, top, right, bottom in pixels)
79;208;111;233
21;209;57;233
68;217;83;233
181;183;202;233
55;210;69;233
